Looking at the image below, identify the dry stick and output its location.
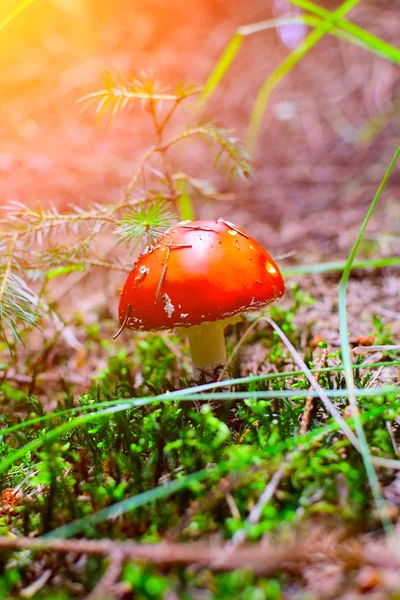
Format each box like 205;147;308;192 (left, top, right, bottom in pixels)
353;345;400;355
113;304;131;340
0;536;286;572
85;549;125;600
228;465;286;548
155;243;172;305
217;218;250;238
299;348;328;435
0;533;390;575
366;366;384;390
386;420;398;456
155;241;192;305
20;569;52;599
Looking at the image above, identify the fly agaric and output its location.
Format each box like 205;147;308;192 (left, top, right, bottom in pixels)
118;219;284;379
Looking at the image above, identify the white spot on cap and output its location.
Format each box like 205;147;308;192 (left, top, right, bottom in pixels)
180;313;189;318
228;229;237;236
266;262;277;274
162;294;175;318
135;265;150;281
139;265;149;276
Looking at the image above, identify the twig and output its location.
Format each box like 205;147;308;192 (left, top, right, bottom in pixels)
228;465;287;548
366;366;384;389
124;128;212;200
386;420;398;456
299;348;328;435
0;531;393;575
353;345;400;355
20;569;52;598
113;304;131;339
85;549;124;600
218;218;249;238
263;318;362;452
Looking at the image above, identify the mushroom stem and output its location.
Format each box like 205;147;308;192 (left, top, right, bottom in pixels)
186;321;227;380
184;316;242;380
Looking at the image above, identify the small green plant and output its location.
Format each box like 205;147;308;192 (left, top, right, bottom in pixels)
371;314;395;346
0;74;251;350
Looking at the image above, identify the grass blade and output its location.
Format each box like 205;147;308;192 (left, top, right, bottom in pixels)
1;386;399;476
282;255;400;277
0;360;397;438
0;0;38;33
338;144;400;531
176;179;195;221
45;469;211;539
288;0;400;64
201;33;243;104
246;0;360;152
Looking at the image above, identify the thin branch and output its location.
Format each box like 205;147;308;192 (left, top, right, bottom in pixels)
353;345;400;355
299;348;328;435
0;531;398;575
227;465;287;549
85;549;124;600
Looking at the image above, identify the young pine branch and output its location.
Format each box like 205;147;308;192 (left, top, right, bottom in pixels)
78;70;200;118
0;237;40;347
0;74;251;349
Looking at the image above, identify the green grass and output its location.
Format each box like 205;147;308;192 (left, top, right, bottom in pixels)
0;321;399;596
201;0;400;151
336;144;400;531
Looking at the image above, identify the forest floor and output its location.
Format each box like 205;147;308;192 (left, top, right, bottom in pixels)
0;0;399;598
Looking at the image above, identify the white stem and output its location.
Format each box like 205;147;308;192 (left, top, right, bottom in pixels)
186;321;227;380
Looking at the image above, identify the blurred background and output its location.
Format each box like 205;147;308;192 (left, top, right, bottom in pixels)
1;0;399;264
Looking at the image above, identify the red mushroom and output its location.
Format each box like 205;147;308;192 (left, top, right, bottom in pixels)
118;219;285;379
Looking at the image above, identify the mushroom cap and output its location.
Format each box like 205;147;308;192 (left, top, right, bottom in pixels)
118;219;285;331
